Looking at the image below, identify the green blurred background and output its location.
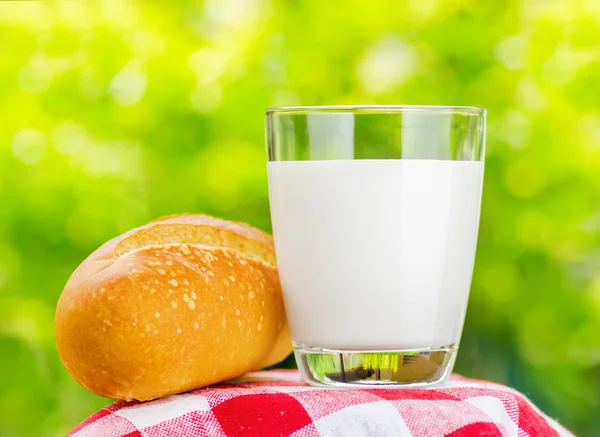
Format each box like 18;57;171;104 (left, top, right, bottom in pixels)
0;0;599;435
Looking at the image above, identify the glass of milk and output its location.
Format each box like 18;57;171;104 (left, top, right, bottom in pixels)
266;106;485;387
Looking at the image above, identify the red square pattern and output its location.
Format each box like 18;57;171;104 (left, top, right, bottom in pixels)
366;389;461;402
211;393;312;437
515;394;560;437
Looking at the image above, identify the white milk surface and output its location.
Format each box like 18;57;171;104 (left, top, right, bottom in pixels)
267;159;484;350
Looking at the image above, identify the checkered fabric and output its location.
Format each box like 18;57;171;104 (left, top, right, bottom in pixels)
68;370;573;437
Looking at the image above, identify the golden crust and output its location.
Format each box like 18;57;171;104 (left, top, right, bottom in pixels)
55;215;291;401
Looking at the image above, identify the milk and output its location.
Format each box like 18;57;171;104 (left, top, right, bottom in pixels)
267;159;484;350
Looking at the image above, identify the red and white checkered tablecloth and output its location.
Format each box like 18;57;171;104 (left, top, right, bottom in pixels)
68;370;574;437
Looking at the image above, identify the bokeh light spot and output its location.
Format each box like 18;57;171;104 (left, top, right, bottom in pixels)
495;36;528;71
12;129;47;165
52;121;88;155
18;60;53;94
109;64;147;106
357;36;417;95
577;113;600;149
188;48;228;84
501;110;532;149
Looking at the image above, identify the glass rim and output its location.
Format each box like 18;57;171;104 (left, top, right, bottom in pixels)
266;105;486;116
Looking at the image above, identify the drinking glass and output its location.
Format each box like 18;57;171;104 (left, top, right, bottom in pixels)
266;106;485;387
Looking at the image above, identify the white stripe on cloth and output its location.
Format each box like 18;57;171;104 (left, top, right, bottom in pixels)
466;396;519;437
114;393;210;429
312;401;412;437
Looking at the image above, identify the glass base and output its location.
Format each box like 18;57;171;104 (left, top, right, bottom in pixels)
294;342;457;388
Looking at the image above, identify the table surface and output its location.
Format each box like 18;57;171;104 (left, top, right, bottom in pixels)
68;370;574;437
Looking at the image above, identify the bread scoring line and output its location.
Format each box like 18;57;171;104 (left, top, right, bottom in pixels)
113;242;276;268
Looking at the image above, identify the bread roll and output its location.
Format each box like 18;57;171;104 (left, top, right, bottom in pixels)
55;214;292;401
